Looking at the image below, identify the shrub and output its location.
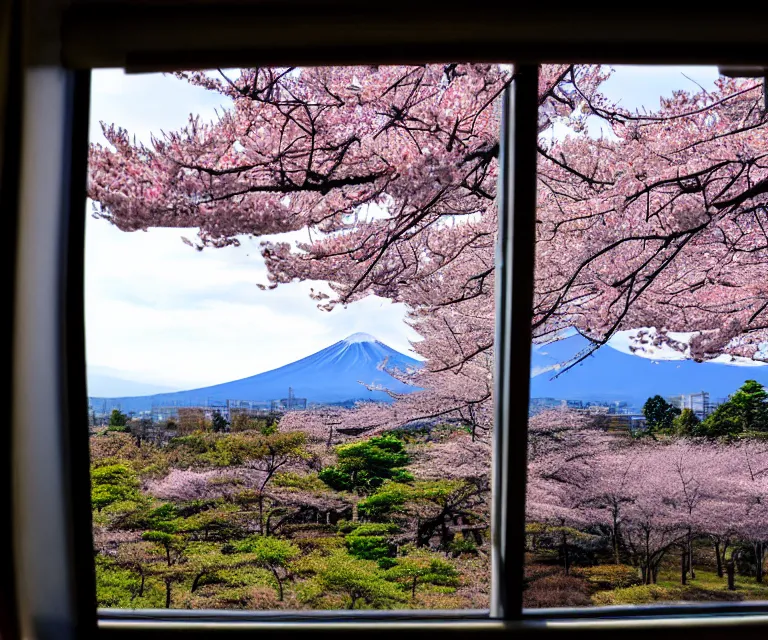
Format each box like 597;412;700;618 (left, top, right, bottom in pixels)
572;565;642;590
272;472;327;492
299;550;406;609
592;584;681;606
91;463;140;511
106;425;130;433
344;523;398;562
448;533;478;557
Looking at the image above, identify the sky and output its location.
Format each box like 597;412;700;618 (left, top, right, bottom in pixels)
86;64;722;394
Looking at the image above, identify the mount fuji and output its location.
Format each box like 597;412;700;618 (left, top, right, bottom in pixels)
530;332;768;406
89;333;421;414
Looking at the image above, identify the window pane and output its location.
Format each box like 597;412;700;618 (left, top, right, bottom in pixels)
86;65;501;611
527;64;768;609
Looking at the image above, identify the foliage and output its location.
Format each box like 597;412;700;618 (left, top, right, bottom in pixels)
448;533;479;557
573;565;642;590
300;551;406;609
672;409;700;437
696;381;768;437
109;409;128;427
359;478;487;549
319;435;413;493
642;396;680;434
233;536;300;600
272;472;327;492
91;463;141;511
385;552;459;598
344;524;399;563
591;584;681;606
696;402;744;438
211;411;229;433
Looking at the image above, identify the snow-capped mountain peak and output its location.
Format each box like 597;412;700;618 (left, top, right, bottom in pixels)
344;332;378;344
90;333;421;413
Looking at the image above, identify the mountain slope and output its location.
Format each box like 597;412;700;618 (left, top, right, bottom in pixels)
87;370;179;397
90;333;421;414
530;334;768;405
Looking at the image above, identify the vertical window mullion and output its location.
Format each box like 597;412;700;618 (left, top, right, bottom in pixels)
13;67;96;640
491;64;539;620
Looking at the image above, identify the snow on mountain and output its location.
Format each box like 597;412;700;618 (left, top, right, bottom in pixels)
531;333;768;405
89;334;421;414
608;328;768;366
344;332;378;343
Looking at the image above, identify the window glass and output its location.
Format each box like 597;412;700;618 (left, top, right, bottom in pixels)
527;65;768;609
86;65;501;611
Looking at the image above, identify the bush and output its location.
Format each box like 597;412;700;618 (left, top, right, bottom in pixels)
592;584;683;606
344;523;398;562
91;463;140;511
572;565;642;590
106;425;130;433
448;533;478;557
272;472;327;492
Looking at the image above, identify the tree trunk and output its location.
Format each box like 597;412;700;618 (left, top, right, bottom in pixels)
352;501;359;523
757;542;765;584
412;577;418;599
612;512;620;565
727;559;736;590
165;578;172;608
441;520;450;550
562;532;570;576
191;572;204;593
681;547;687;585
139;571;145;598
689;536;696;579
652;564;659;584
272;567;284;601
714;541;723;578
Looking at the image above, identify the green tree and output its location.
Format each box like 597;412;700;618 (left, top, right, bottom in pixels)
728;380;768;432
303;551;405;609
697;380;768;437
696;402;742;438
90;463;140;511
109;408;128;427
385;552;459;599
234;535;300;600
319;435;414;494
641;395;680;434
672;408;700;437
205;431;308;534
344;523;398;563
359;478;487;549
211;411;229;433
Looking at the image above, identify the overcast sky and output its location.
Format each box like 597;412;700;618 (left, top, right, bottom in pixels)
86;65;721;392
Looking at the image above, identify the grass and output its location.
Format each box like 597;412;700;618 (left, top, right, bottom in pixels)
592;568;768;606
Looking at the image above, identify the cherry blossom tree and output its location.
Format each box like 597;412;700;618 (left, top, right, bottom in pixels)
89;64;768;432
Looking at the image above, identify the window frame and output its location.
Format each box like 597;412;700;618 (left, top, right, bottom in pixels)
11;3;768;638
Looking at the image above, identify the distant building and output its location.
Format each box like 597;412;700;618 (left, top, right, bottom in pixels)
271;387;307;411
666;391;712;420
